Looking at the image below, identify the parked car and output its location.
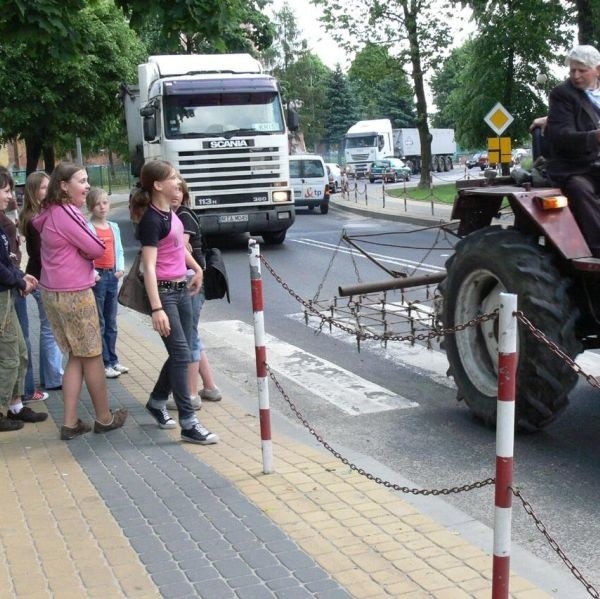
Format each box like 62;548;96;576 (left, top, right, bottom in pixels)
466;152;489;170
368;158;411;183
289;154;330;214
325;163;342;193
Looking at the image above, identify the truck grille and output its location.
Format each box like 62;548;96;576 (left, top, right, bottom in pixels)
176;146;285;194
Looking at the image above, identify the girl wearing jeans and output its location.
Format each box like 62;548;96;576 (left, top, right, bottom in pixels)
86;188;129;379
130;160;218;445
18;172;64;392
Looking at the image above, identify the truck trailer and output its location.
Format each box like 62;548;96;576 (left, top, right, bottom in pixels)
393;128;456;173
121;54;297;244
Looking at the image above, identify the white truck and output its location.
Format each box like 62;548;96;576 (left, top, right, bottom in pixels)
343;119;394;179
393;128;456;173
121;54;297;244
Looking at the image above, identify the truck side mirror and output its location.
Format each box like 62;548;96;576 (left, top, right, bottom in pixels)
143;115;157;142
287;107;299;132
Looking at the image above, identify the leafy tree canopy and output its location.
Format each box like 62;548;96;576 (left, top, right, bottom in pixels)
348;43;415;127
117;0;274;54
0;0;145;171
448;0;571;148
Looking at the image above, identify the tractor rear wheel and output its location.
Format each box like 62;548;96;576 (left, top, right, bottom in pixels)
440;227;581;430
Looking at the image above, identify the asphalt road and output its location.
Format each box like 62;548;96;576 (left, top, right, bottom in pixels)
114;198;600;592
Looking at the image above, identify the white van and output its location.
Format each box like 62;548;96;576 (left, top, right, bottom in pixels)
289;154;330;214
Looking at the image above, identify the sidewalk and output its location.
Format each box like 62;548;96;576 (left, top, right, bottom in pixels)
0;194;585;598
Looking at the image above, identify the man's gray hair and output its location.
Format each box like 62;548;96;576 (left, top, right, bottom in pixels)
566;45;600;68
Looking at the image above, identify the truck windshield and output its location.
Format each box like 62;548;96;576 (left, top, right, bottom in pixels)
345;135;376;149
164;92;285;139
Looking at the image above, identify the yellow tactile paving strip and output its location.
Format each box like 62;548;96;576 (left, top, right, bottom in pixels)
117;317;551;599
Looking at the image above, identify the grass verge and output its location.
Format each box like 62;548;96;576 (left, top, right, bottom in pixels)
386;183;457;204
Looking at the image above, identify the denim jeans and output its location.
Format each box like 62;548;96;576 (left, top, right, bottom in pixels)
149;287;197;427
13;291;34;397
189;287;205;361
92;269;119;367
32;289;64;388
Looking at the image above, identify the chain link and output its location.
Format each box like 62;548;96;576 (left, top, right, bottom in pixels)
515;311;600;391
510;487;599;597
260;254;497;342
265;364;494;495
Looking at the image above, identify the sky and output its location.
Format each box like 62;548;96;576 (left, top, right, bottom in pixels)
266;0;351;70
265;0;475;72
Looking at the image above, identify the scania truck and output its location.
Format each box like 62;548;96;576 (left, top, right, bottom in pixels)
122;54;298;244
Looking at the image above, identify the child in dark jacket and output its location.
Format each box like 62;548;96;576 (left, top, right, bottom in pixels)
0;167;47;432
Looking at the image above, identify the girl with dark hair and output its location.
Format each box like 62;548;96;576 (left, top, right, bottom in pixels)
18;171;64;392
132;160;218;445
33;162;127;440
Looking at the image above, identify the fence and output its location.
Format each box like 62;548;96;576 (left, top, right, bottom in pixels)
86;164;133;193
248;242;599;598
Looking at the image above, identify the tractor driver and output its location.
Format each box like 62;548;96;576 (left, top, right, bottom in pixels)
545;44;600;258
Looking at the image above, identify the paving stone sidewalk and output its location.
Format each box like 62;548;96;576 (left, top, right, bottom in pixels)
0;298;564;598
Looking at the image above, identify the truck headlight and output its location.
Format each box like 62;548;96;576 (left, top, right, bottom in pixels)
273;190;290;202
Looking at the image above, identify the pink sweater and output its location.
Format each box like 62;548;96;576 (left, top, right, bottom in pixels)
33;204;105;292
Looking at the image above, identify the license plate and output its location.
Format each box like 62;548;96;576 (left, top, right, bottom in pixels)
218;214;249;223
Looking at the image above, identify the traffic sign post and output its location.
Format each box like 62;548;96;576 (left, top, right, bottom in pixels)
484;103;514;175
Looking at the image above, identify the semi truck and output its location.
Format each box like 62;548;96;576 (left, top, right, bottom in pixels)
343;119;394;178
121;54;297;244
343;119;456;176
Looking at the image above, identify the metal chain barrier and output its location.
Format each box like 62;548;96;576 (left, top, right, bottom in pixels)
515;311;600;391
259;253;497;343
510;487;599;598
265;363;494;495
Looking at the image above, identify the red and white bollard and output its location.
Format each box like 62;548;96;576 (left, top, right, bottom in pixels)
492;292;517;598
248;239;273;474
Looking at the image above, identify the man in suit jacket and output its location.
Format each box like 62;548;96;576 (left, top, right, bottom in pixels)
547;45;600;256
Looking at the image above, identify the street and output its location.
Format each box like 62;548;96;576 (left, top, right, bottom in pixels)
115;197;600;591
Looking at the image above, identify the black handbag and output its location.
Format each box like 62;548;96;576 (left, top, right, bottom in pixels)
118;251;151;315
204;247;230;302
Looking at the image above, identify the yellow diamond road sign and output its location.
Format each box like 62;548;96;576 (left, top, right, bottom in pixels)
484;102;514;136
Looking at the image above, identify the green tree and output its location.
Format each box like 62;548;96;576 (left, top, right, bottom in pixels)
322;66;359;147
284;54;331;150
117;0;274;54
451;0;570;148
0;0;145;173
348;43;415;126
260;3;330;150
314;0;454;185
0;0;89;55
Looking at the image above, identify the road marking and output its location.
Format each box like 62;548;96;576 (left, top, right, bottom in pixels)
291;238;447;274
288;313;454;388
200;320;419;415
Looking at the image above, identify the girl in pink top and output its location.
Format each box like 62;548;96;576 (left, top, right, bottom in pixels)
130;160;218;445
33;162;127;440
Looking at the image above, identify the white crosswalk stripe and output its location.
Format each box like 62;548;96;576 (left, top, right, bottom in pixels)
200;320;419;415
291;238;447;274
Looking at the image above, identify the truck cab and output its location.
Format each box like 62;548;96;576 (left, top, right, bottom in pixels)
122;54;297;245
344;119;394;178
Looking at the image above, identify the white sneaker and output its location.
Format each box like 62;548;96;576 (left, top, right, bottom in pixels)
105;366;121;379
199;387;222;401
166;396;202;410
112;363;129;374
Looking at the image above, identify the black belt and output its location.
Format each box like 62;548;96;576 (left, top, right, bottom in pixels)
157;280;187;291
96;267;115;273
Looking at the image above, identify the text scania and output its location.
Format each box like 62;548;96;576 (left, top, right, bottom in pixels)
208;140;249;148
